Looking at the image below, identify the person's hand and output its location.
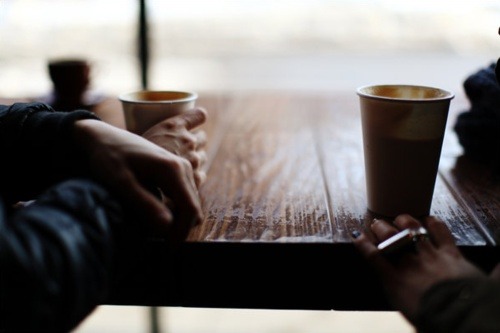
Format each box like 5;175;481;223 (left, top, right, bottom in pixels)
142;107;208;187
352;214;485;323
73;119;203;240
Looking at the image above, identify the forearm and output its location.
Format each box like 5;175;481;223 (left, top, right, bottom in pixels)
415;278;500;333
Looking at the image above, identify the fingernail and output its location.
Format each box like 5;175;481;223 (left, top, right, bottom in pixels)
351;230;361;239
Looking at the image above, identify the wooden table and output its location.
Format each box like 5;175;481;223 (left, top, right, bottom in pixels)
99;91;500;311
3;92;500;311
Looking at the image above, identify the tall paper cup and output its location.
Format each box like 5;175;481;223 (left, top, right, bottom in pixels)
357;84;454;217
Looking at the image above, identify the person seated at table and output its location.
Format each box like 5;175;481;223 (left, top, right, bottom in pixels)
352;214;500;333
0;101;207;332
352;53;500;333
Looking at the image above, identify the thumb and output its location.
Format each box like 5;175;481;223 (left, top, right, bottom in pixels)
176;107;207;130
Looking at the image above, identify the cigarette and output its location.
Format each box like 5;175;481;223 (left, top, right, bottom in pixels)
377;227;428;255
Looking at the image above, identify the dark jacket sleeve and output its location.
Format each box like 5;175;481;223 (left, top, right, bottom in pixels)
0;102;100;203
0;103;124;332
415;277;500;333
0;179;123;333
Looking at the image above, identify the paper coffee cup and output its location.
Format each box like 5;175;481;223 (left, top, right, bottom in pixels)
357;84;454;217
119;90;197;134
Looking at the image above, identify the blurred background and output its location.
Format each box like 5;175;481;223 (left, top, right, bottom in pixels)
1;0;499;98
1;0;499;332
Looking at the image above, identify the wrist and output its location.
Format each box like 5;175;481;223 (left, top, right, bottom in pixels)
73;118;106;151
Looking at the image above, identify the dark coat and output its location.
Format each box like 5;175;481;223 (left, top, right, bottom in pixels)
0;103;122;332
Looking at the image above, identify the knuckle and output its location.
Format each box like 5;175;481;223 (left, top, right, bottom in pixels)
181;133;197;148
159;155;185;173
171;155;192;171
198;151;207;163
162;119;179;130
188;152;200;168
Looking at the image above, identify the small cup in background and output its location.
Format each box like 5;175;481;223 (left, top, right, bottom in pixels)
357;84;454;218
119;90;197;134
46;58;91;110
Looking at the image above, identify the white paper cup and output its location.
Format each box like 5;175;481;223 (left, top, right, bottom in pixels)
357;84;454;217
119;90;197;134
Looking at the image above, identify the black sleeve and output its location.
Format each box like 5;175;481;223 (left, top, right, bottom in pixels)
0;179;123;333
453;62;500;171
0;102;100;203
415;277;500;333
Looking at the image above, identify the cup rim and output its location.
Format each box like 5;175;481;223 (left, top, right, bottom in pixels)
356;84;454;102
118;90;198;104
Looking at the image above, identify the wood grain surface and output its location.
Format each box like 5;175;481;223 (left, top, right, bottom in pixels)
188;92;499;247
3;93;499;310
73;92;500;310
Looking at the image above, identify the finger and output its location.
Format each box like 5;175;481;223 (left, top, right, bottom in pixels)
423;216;456;248
155;155;203;229
352;231;395;275
393;215;434;254
198;151;207;170
105;165;174;230
193;130;207;149
186;150;202;169
180;131;198;150
175;130;206;151
393;214;422;230
370;219;399;242
174;107;208;131
194;170;207;188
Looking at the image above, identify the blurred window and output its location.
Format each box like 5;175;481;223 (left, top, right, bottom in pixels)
0;0;498;96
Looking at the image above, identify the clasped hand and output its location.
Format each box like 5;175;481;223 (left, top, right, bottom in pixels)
73;107;207;241
142;107;208;187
